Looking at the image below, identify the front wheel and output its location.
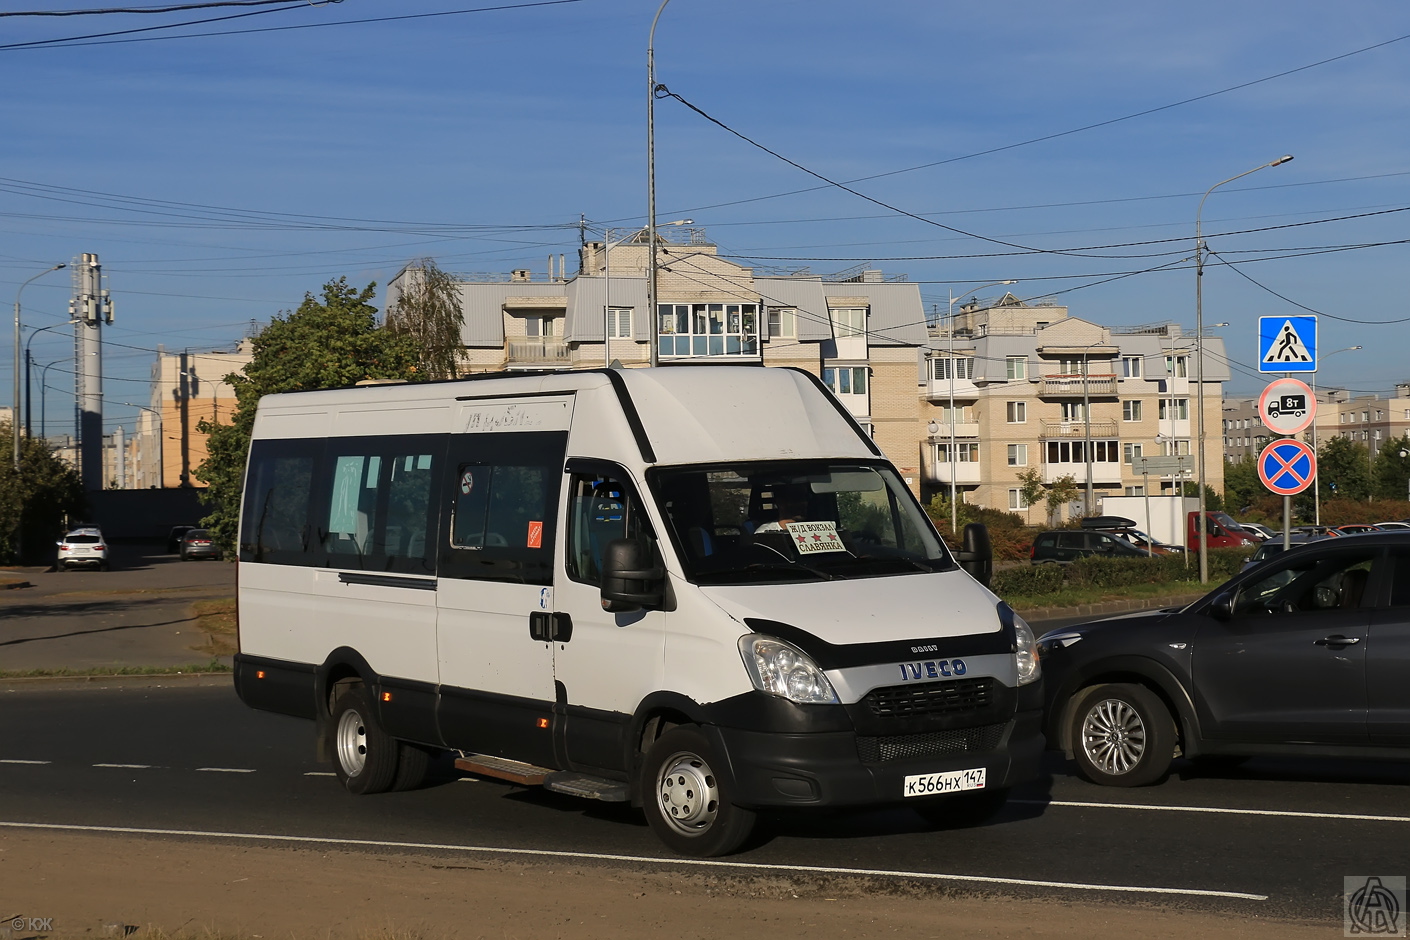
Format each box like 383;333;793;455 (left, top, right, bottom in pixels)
331;687;399;795
1070;683;1175;787
641;726;756;857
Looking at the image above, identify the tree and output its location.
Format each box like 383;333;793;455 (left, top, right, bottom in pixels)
0;421;86;564
1045;474;1080;525
1016;468;1045;521
1179;481;1223;512
1318;435;1371;503
1373;433;1410;502
195;279;423;550
385;258;466;380
1222;454;1261;514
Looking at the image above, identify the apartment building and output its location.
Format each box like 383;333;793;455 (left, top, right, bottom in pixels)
921;294;1228;522
386;229;931;490
132;343;252;489
1222;397;1272;461
1224;383;1410;463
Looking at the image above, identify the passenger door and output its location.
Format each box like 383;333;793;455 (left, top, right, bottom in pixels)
549;463;666;775
1368;548;1410;745
1193;547;1375;744
435;399;572;768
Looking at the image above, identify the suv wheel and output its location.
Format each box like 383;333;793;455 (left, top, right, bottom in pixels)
1070;683;1175;787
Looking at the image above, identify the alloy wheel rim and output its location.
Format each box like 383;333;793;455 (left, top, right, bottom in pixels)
336;707;368;777
1080;698;1148;775
655;751;720;836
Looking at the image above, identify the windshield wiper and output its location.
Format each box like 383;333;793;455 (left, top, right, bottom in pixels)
849;554;938;573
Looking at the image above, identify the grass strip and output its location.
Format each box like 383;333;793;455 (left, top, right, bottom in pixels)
0;660;232;679
190;597;237;657
1007;580;1206;612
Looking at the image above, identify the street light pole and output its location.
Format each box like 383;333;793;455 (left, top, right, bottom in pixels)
13;263;66;472
1312;346;1361;525
39;359;66;441
119;402;164;489
23;318;78;438
646;0;675;369
1195;155;1292;582
945;280;1015;534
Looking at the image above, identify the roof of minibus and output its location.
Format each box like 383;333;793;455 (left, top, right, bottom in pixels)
251;365;878;465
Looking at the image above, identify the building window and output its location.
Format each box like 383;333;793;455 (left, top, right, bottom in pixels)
1006;356;1027;380
1122;400;1143;421
934;404;970;423
766;307;797;339
1165;355;1188;378
823;366;868;398
936;442;980;462
1125;486;1145;496
1340;414;1347;424
931;357;975;381
1008;488;1029;510
1006;401;1026;423
606;307;632;339
1123;443;1144;464
525;315;557;338
1159;439;1191;457
1045;440;1119;464
1057;358;1089;375
1159;398;1189;421
1007;444;1028;466
657;303;759;358
1363;411;1370;422
1060;402;1088;422
830;307;867;338
1121;357;1142;378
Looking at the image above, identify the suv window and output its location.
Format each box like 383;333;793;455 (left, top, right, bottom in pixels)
1057;532;1086;550
1234;551;1376;616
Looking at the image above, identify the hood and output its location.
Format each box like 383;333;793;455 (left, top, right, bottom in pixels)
700;569;1004;647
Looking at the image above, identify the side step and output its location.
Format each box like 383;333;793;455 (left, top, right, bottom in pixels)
454;754;629;802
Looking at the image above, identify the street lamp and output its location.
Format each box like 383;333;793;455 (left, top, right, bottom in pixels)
119;402;164;489
646;0;677;368
944;281;1016;533
1312;345;1361;525
23;317;77;437
1195;155;1293;582
13;263;66;472
604;218;690;367
38;358;68;441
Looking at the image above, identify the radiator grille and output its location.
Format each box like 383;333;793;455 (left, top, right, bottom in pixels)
862;677;995;720
856;722;1006;764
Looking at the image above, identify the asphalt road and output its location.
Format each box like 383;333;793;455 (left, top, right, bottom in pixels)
2;679;1404;926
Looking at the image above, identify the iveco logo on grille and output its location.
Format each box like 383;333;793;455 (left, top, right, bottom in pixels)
898;659;967;680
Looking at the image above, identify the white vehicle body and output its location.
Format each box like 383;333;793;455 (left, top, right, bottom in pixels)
235;366;1042;854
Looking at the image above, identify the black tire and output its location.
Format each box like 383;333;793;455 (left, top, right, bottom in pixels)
913;786;1011;829
1069;683;1176;787
390;742;435;792
330;687;399;795
641;726;756;857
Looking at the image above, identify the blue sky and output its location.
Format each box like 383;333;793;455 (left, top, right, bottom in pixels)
3;0;1409;438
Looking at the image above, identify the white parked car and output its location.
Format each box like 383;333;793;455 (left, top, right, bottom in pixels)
1239;522;1275;541
56;527;109;571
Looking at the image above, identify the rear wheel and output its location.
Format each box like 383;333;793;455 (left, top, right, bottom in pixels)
331;687;399;795
641;726;755;857
1070;683;1175;787
391;742;435;791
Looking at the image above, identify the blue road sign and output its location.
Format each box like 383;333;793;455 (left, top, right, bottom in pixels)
1258;439;1317;496
1259;315;1317;373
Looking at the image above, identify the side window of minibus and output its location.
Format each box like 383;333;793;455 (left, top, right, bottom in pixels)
566;474;643;585
240;440;317;564
319;439;440;574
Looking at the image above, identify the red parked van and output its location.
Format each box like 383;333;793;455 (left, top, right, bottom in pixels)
1187;511;1259;551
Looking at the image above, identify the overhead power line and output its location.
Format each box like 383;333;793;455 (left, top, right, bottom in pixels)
0;0;314;16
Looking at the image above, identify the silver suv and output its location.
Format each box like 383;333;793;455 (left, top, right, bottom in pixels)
56;527;109;571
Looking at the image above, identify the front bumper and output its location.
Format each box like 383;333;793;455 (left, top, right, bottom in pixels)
710;707;1045;808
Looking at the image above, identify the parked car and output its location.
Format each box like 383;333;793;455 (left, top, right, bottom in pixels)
167;525;198;554
1031;528;1151;564
1238;534;1321;572
1376;522;1410;530
56;527;109;571
1336;524;1383;536
1038;530;1410;786
1186;511;1259;551
1239;523;1276;541
1080;516;1183;556
178;529;222;561
1292;525;1343;539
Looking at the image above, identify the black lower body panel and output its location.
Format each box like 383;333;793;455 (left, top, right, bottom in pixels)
233;653;318;720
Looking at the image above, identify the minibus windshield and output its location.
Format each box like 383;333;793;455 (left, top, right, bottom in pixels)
650;461;956;585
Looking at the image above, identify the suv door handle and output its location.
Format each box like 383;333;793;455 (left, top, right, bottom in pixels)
1313;635;1361;647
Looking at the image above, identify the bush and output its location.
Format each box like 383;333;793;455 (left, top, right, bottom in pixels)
990;564;1065;597
927;500;1038;562
1066;554;1185;589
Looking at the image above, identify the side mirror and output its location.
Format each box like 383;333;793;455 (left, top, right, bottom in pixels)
954;523;993;588
1209;591;1234;621
600;537;664;613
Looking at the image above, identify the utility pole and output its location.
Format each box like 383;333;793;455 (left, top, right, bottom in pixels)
72;254;111;492
178;349;192;487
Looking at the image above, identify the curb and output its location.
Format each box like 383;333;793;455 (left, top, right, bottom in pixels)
1019;591;1207;624
0;672;232;692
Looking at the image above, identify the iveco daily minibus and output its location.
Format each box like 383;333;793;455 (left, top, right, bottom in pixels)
234;366;1042;856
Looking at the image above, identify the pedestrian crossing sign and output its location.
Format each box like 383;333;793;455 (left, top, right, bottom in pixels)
1258;315;1317;373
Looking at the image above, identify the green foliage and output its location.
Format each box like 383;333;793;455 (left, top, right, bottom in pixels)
1223;454;1262;515
1066;547;1250;589
1318;435;1372;502
386;258;466;380
195;278;423;550
1045;474;1079;523
925;497;1036;561
1179;481;1223;512
1373;434;1410;502
0;421;87;564
990;563;1064;597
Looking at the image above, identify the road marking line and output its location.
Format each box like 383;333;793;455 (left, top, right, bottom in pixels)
1014;798;1410;824
0;760;51;765
0;820;1267;901
195;768;256;774
303;772;336;777
92;763;150;769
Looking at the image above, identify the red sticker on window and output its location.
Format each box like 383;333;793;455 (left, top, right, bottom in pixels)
526;520;543;549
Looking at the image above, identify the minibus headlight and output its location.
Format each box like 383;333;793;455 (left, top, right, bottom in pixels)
1013;615;1041;686
739;635;839;705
